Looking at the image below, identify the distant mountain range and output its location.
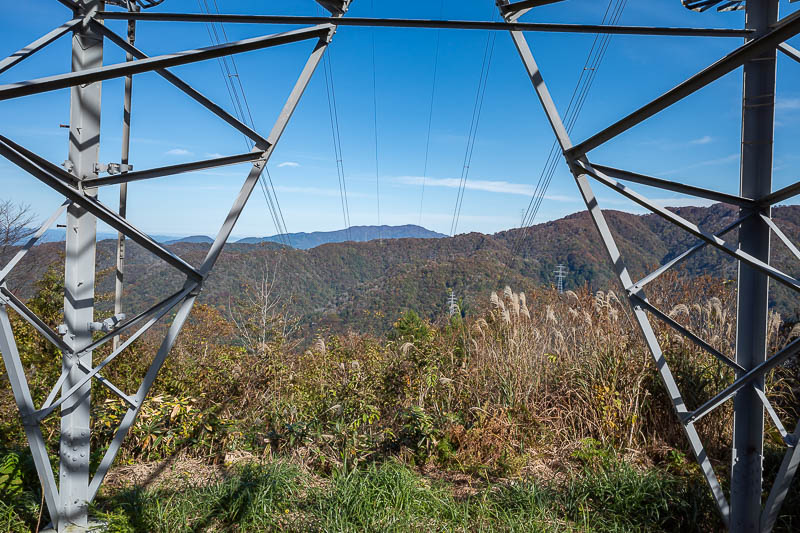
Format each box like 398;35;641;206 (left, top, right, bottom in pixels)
31;225;445;250
235;225;446;249
11;205;800;337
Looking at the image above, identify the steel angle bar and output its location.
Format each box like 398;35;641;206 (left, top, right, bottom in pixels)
685;336;800;425
42;369;70;413
632;213;752;290
760;180;800;206
201;39;330;275
761;213;800;262
95;11;753;37
0;137;203;281
762;422;800;532
754;387;789;442
566;9;800;158
0;201;70;284
89;34;332;502
0;286;71;354
778;42;800;65
629;291;743;372
502;25;730;523
0;306;61;525
590;164;755;207
88;289;198;501
0;24;332;101
499;0;566;20
76;287;190;356
36;286;192;419
577;161;800;294
93;22;270;148
0;19;81;76
84;151;265;187
0;135;80;187
75;360;136;409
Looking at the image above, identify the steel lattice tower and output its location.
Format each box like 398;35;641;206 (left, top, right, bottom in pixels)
0;0;799;531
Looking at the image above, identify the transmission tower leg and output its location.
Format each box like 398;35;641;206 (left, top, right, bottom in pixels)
60;1;103;529
730;1;778;531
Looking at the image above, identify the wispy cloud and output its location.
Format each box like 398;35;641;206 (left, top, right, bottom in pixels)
658;153;738;176
278;161;300;168
273;185;369;198
205;152;224;158
776;98;800;110
690;135;713;145
395;176;573;201
166;148;192;156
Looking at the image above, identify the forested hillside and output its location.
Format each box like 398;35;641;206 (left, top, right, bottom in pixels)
9;203;800;337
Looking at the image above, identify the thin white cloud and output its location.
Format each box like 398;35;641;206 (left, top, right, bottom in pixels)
273;185;369;198
658;153;738;176
690;135;713;145
166;148;192;156
278;161;300;168
395;176;574;201
205;152;224;158
776;98;800;110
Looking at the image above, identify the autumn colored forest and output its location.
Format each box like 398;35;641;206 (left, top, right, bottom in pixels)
2;202;800;531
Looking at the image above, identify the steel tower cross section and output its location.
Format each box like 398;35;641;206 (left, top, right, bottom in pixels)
0;0;350;530
496;0;800;530
732;1;778;530
60;1;103;528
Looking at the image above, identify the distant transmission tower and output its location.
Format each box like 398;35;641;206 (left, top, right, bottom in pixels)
553;264;567;293
448;289;459;317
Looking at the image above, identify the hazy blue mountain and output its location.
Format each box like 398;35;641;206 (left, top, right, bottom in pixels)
236;225;447;249
30;229;192;244
164;235;215;245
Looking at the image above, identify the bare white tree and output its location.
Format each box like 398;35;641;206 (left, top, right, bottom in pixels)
228;255;298;358
0;200;36;265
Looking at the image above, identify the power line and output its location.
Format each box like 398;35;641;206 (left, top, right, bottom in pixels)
197;0;291;247
450;5;497;237
513;0;626;254
322;46;352;240
371;6;381;243
418;0;445;227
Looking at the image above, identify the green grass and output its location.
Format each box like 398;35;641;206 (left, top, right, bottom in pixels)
78;459;723;533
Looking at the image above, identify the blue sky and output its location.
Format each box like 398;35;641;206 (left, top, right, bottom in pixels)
1;0;799;239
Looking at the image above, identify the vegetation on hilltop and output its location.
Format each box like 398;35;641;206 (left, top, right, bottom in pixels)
1;266;799;531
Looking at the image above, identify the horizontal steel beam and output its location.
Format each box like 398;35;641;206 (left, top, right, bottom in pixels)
760;179;800;206
92;21;271;148
0;24;331;101
0;19;81;76
0;136;203;281
578;161;800;294
500;0;566;18
94;11;753;37
591;164;755;207
566;9;800;158
84;152;264;187
686;335;800;425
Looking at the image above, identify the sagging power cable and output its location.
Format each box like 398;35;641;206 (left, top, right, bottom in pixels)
513;0;627;254
450;5;498;237
197;0;292;247
322;42;352;241
418;0;445;227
